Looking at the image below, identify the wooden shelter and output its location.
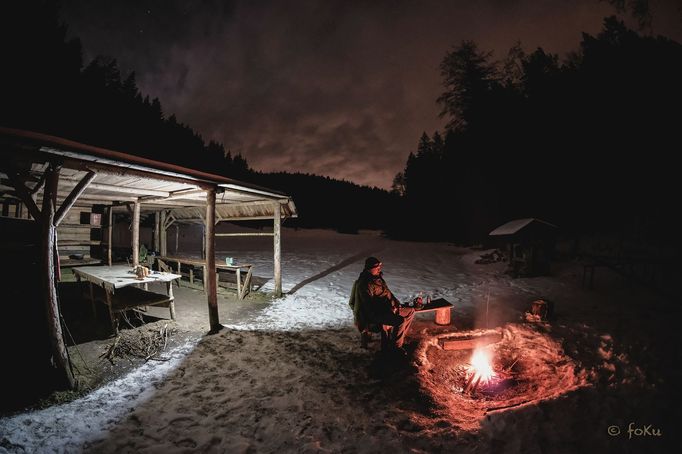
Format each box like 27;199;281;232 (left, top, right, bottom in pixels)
0;127;297;390
489;218;557;277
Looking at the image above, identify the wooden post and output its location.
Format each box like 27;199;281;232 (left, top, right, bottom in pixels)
201;225;205;259
107;206;113;266
132;200;140;267
153;212;160;253
273;202;282;297
175;224;179;254
41;164;76;390
160;210;167;256
205;188;220;331
166;281;176;320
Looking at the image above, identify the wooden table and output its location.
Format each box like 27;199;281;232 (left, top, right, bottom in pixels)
157;256;254;300
72;265;181;334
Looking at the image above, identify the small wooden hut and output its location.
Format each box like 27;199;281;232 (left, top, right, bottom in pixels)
0;127;297;394
489;218;557;277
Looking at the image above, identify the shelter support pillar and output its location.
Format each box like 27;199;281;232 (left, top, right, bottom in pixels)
274;202;282;297
153;212;160;253
205;187;220;332
6;163;76;389
132;200;140;267
107;206;113;266
160;210;167;256
41;164;76;390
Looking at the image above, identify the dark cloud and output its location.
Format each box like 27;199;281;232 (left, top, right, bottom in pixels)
60;0;681;188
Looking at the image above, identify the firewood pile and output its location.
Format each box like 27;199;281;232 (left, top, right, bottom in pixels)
101;321;177;364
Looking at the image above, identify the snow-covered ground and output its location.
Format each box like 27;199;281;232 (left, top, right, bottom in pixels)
0;228;677;453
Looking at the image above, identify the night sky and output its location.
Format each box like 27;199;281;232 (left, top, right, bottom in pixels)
59;0;681;189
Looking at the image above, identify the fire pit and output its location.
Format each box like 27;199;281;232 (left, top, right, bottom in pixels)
415;324;588;431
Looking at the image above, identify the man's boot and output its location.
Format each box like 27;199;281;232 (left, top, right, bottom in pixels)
360;331;372;349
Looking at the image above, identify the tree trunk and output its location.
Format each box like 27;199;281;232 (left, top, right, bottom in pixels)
42;164;76;390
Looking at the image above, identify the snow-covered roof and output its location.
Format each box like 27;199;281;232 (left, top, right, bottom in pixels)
489;218;557;236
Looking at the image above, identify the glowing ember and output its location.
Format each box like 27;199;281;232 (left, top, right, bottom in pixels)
464;348;497;393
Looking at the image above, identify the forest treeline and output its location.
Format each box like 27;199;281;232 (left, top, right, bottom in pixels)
1;1;398;233
1;1;249;178
2;2;681;245
393;17;682;245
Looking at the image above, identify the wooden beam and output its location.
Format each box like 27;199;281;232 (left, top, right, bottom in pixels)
154;212;160;252
160;210;167;256
205;188;220;332
132;200;140;267
136;199;208;208
219;199;291;210
41;163;76;390
164;213;176;230
201;225;205;259
274;202;282;297
54;171;96;227
29;171;47;195
215;232;275;237
57;193;138;202
141;188;205;204
59;180;169;197
60;158;216;190
107;206;113;266
5;188;136;204
214;215;295;222
5;172;42;221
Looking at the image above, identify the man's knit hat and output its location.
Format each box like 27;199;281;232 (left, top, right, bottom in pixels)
364;256;382;269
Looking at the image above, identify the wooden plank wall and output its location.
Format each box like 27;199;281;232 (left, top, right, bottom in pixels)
56;204;100;259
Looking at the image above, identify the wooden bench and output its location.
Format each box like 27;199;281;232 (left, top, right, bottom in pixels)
157;256;254;299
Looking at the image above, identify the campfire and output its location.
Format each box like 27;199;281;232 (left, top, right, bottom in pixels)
464;348;497;393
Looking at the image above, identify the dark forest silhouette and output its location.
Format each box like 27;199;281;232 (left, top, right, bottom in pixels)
2;2;681;247
1;1;249;178
393;17;681;249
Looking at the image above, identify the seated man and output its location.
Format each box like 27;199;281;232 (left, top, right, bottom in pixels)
349;256;415;353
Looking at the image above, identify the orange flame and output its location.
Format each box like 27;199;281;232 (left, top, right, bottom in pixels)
469;348;496;384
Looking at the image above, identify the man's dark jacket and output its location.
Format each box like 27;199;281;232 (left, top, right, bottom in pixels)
349;270;403;332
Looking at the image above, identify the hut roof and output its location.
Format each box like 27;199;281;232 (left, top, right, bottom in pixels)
489;218;557;237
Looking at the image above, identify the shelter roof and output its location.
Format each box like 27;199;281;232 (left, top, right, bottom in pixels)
0;127;296;221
